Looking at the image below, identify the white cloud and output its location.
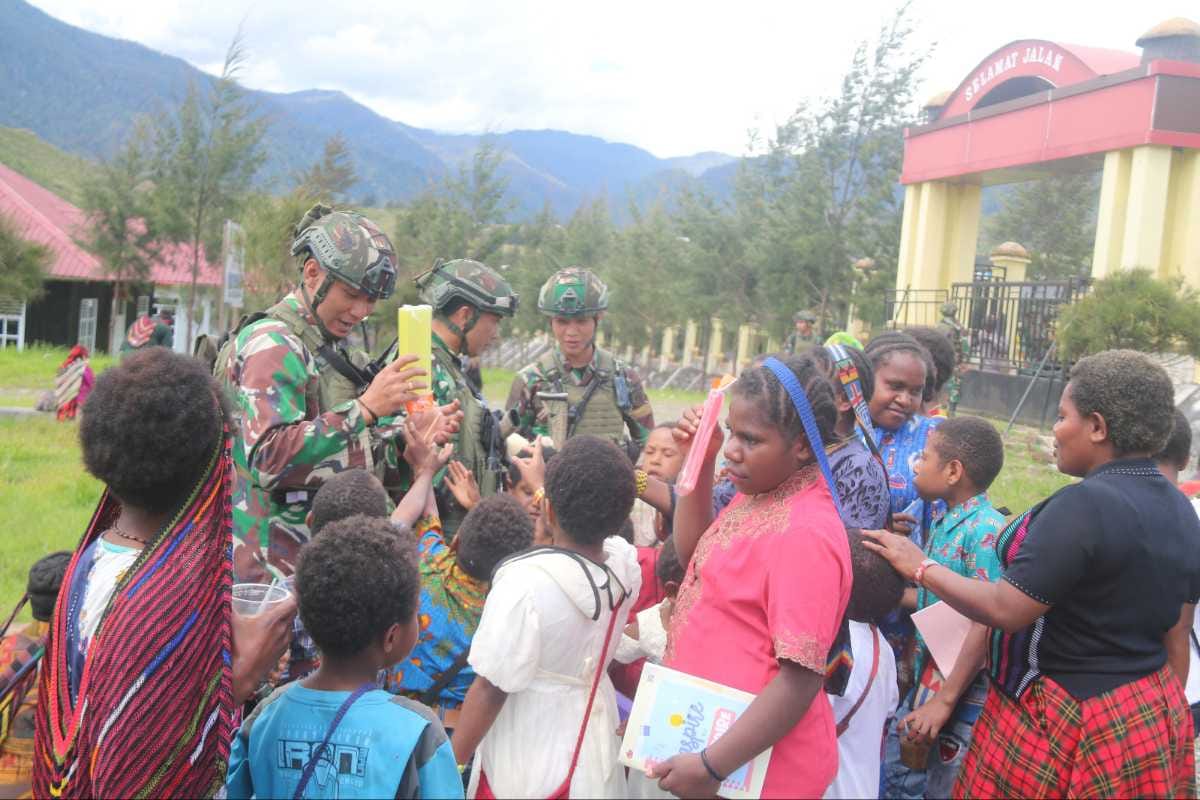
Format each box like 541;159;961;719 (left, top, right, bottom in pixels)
26;0;1199;157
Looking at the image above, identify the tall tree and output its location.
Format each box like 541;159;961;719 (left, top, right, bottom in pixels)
78;120;160;348
0;213;50;303
986;172;1100;280
293;134;358;203
151;34;266;340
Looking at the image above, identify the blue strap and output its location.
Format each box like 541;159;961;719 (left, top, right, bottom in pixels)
761;357;843;518
293;683;375;800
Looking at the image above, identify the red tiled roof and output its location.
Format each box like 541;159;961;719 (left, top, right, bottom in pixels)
0;162;221;287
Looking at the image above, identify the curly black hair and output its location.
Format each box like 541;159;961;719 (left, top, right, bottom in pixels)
27;551;72;622
310;469;390;535
655;536;685;587
1068;350;1175;456
545;435;636;546
80;348;226;513
295;516;419;659
1154;408;1193;472
930;416;1005;492
905;327;956;400
845;528;905;624
457;494;534;580
864;330;933;385
805;343;875;403
730;354;839;448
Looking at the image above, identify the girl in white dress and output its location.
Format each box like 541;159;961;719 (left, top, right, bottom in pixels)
452;436;642;798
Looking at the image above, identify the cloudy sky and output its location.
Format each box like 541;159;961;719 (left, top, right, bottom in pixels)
28;0;1196;158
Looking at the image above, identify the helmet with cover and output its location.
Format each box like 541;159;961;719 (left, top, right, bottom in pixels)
940;301;958;318
537;267;609;318
290;204;398;303
794;309;817;323
415;259;519;319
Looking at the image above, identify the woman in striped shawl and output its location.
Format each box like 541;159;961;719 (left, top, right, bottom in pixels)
34;348;295;798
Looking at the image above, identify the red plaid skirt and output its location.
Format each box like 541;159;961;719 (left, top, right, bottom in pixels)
954;667;1195;799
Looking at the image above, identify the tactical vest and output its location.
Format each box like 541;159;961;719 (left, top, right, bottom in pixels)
433;342;500;534
537;348;631;446
214;298;366;417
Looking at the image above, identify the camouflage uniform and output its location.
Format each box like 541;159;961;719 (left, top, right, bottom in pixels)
415;259;518;534
937;302;969;416
784;309;820;355
506;267;654;451
219;207;399;583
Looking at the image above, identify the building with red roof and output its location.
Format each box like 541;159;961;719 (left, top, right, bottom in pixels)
0;161;222;352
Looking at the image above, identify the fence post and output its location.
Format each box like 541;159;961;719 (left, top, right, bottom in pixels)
735;324;754;374
681;320;698;367
706;317;723;376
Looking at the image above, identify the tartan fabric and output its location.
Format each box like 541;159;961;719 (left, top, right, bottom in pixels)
954;667;1195;799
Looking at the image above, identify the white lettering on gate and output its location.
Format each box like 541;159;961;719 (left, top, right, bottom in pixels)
963;45;1065;104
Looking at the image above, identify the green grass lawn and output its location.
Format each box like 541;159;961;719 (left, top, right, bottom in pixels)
0;354;1070;614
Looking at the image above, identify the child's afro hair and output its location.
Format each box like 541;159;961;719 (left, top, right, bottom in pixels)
1154;408;1193;473
311;469;390;535
457;494;535;580
1068;350;1175;456
846;528;905;624
905;327;957;400
27;551;72;622
545;435;636;546
295;515;419;659
80;348;227;513
930;416;1005;492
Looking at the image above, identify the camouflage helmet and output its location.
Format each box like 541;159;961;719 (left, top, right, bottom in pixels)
794;309;817;323
537;267;608;317
290;204;397;300
940;301;958;317
414;259;518;318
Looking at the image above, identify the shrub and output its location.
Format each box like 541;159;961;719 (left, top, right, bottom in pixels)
1057;270;1200;360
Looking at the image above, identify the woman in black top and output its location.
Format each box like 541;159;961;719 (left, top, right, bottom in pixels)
866;349;1200;799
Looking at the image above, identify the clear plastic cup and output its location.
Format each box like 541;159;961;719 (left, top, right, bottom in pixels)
232;582;291;617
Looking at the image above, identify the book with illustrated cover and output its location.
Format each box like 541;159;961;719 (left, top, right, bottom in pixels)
618;663;771;800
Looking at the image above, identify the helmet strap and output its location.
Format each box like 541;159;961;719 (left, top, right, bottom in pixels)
300;276;338;342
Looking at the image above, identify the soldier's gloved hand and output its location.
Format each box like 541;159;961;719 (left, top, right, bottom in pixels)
360;355;428;419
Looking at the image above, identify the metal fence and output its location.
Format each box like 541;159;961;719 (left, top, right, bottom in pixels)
886;277;1090;374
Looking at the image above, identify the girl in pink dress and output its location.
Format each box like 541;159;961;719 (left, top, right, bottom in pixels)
651;354;853;799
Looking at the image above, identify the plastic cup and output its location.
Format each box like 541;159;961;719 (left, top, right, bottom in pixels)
899;732;932;770
232;582;290;618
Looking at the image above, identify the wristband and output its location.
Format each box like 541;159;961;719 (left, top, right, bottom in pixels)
914;558;938;586
634;469;649;498
699;748;726;783
357;398;379;427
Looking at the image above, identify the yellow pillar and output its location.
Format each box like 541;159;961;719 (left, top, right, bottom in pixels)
1122;145;1175;275
735;324;754;374
706;317;724;375
659;326;676;371
990;242;1032;283
895;180;982;326
1092;149;1132;279
1164;148;1200;288
681;320;698;367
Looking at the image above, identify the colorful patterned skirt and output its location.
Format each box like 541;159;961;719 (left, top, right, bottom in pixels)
954;667;1195;799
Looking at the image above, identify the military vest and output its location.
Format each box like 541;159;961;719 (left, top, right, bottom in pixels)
537;348;630;446
433;341;499;534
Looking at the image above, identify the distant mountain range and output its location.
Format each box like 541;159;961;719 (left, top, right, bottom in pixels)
0;0;738;220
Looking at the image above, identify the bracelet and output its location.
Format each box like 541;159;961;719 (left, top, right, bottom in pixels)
357;398;379;426
699;748;726;783
914;558;938;586
634;468;649;498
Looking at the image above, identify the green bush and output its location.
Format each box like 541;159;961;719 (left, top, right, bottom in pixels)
1057;270;1200;360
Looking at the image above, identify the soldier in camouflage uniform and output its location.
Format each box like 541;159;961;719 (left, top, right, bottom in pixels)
506;267;654;457
783;309;820;355
416;258;518;534
219;205;429;583
936;301;970;417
